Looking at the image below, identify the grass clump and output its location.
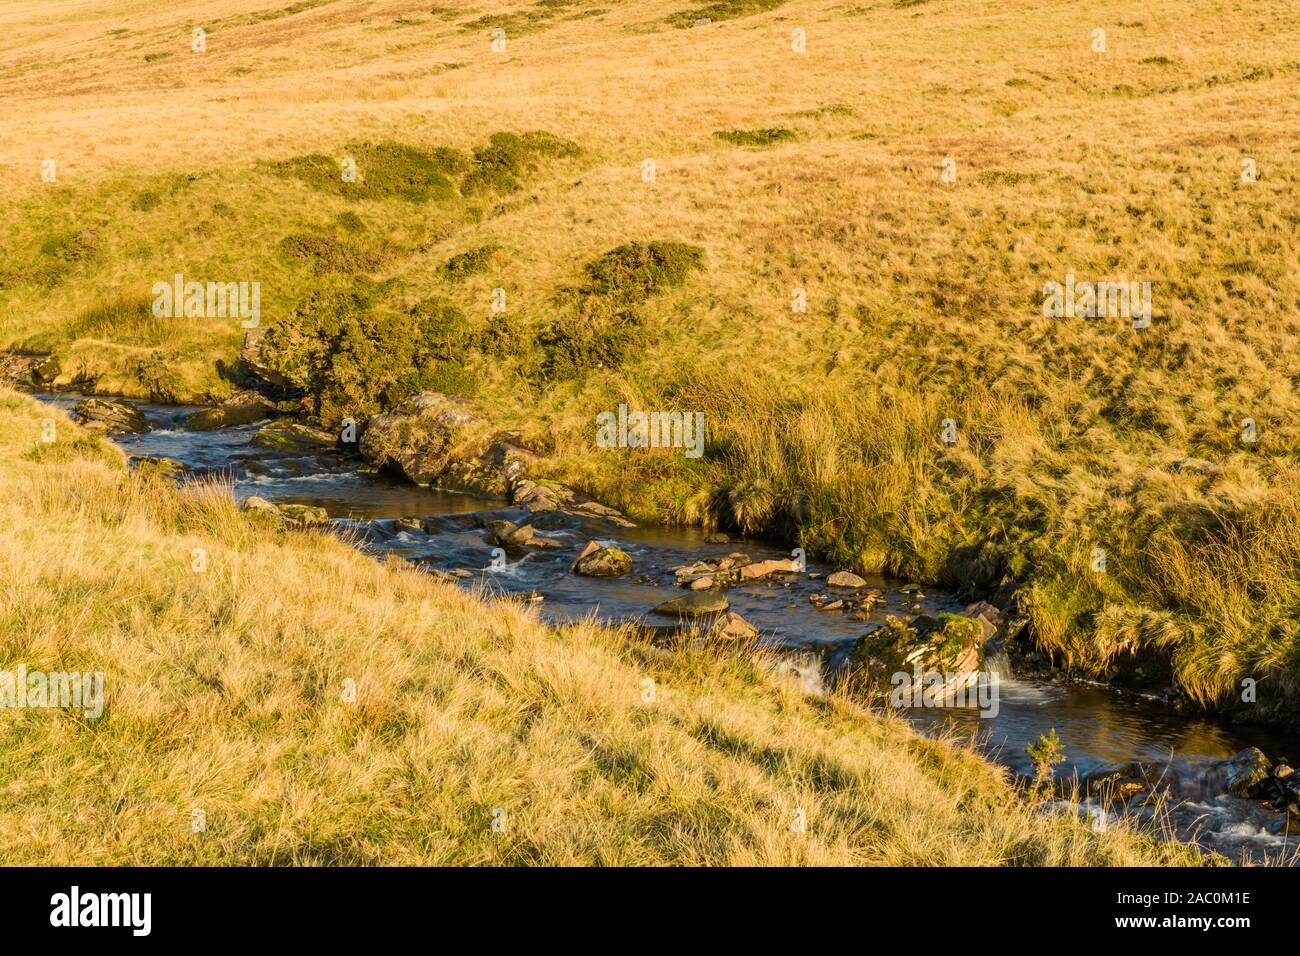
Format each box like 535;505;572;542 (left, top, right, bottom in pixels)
442;244;499;280
667;0;786;27
279;233;388;275
461;131;581;196
580;240;704;303
270;142;468;202
713;127;799;148
536;241;705;379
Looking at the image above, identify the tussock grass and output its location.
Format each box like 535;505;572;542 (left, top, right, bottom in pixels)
0;389;1194;865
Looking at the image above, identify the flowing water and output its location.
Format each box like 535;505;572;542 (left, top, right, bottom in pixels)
40;394;1300;863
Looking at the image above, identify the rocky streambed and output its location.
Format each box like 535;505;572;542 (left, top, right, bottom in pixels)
33;389;1300;864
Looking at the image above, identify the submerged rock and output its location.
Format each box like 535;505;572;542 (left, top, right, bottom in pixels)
571;541;632;577
704;532;730;544
72;398;148;435
186;402;273;431
653;591;729;619
251;419;336;452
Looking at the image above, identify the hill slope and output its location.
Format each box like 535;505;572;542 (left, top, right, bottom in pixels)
1;0;1298;713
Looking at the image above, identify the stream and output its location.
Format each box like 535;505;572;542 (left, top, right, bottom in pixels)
40;393;1300;864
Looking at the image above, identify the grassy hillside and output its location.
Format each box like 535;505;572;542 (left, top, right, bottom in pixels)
1;0;1298;712
0;388;1196;864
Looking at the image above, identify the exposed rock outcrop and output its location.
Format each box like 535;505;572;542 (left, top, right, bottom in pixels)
72;398;148;435
571;541;633;577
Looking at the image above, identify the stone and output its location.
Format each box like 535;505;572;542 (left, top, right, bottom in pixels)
72;398;148;435
185;402;274;431
394;517;423;533
827;570;867;588
240;495;328;530
1221;747;1272;796
571;541;632;577
818;599;844;611
277;503;329;529
739;558;798;581
653;591;729;618
360;392;477;486
689;576;714;591
129;455;187;478
232;327;295;394
704;532;730;544
488;520;534;547
251;419;336;452
707;611;759;642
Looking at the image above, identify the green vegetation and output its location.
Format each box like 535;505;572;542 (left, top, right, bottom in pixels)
713;128;800;148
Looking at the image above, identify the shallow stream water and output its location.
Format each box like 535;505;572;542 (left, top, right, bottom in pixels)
40;393;1300;863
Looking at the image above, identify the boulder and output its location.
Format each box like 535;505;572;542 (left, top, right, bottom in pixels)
827;570;868;588
278;503;329;529
129;455;187;478
1221;747;1272;796
0;353;61;387
241;496;329;530
708;611;759;642
186;402;274;431
488;520;534;547
571;541;633;577
653;591;729;619
704;532;730;544
251;419;336;452
72;398;148;435
231;328;295;394
739;557;798;582
360;392;477;486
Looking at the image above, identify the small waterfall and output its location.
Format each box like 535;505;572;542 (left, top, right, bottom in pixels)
982;636;1014;681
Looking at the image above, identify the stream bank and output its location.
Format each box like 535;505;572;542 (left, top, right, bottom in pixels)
32;390;1300;864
